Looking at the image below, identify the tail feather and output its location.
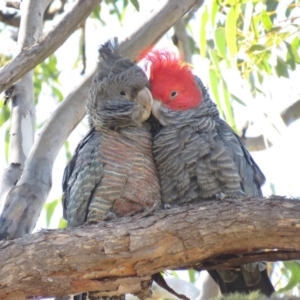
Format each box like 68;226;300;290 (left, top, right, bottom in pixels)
208;269;274;297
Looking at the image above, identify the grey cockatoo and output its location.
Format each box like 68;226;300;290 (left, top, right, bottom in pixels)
62;40;161;300
145;50;274;297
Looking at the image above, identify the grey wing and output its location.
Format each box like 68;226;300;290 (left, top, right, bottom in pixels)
216;119;265;197
62;128;104;227
154;126;204;205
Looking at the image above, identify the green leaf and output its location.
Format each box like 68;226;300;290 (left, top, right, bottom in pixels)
285;39;300;66
256;71;263;85
268;26;281;33
59;218;67;229
278;261;300;293
64;141;72;161
222;82;236;131
188;35;200;55
44;199;59;228
210;0;218;28
261;10;273;31
225;5;237;57
188;269;197;283
291;37;300;61
91;6;106;25
231;94;246;107
199;6;208;58
129;0;139;11
171;271;179;278
120;4;127;22
266;0;279;21
260;54;272;74
123;0;128;8
209;68;223;118
52;86;64;102
0;101;10;127
48;55;57;70
209;49;221;73
249;44;266;52
91;5;100;19
214;27;226;58
251;14;260;39
286;43;296;71
275;57;289;78
111;3;122;21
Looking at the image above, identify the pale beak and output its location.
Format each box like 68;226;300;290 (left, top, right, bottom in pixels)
151;99;162;120
135;87;153;121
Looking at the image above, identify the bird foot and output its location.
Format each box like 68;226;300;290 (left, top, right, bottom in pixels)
215;192;227;201
103;211;118;221
216;192;248;201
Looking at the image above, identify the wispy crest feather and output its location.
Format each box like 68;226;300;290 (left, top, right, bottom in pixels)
97;38;134;81
144;50;193;79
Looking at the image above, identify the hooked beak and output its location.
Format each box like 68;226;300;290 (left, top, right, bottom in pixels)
151;99;162;120
152;99;170;126
135;87;153;121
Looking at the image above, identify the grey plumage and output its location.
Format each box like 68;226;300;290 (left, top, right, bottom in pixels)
152;79;264;205
148;52;274;296
62;40;161;299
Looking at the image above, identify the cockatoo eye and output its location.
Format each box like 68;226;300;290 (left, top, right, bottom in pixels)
170;91;178;99
120;91;126;96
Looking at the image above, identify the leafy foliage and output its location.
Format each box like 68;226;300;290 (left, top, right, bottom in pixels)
44;199;60;228
278;261;300;293
34;55;63;104
195;0;300;128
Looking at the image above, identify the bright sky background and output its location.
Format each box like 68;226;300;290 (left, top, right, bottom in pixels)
0;0;300;296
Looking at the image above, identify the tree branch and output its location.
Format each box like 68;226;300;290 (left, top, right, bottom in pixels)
184;0;204;24
0;0;102;94
0;1;67;28
0;0;201;240
5;1;21;9
0;0;51;212
172;0;204;63
172;18;192;63
242;99;300;151
0;197;299;299
0;11;20;27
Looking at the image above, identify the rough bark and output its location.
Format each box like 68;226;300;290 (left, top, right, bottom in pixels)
173;18;192;63
0;0;201;240
0;197;299;299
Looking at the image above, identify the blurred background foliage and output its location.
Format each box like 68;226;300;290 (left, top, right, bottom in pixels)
0;0;300;298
